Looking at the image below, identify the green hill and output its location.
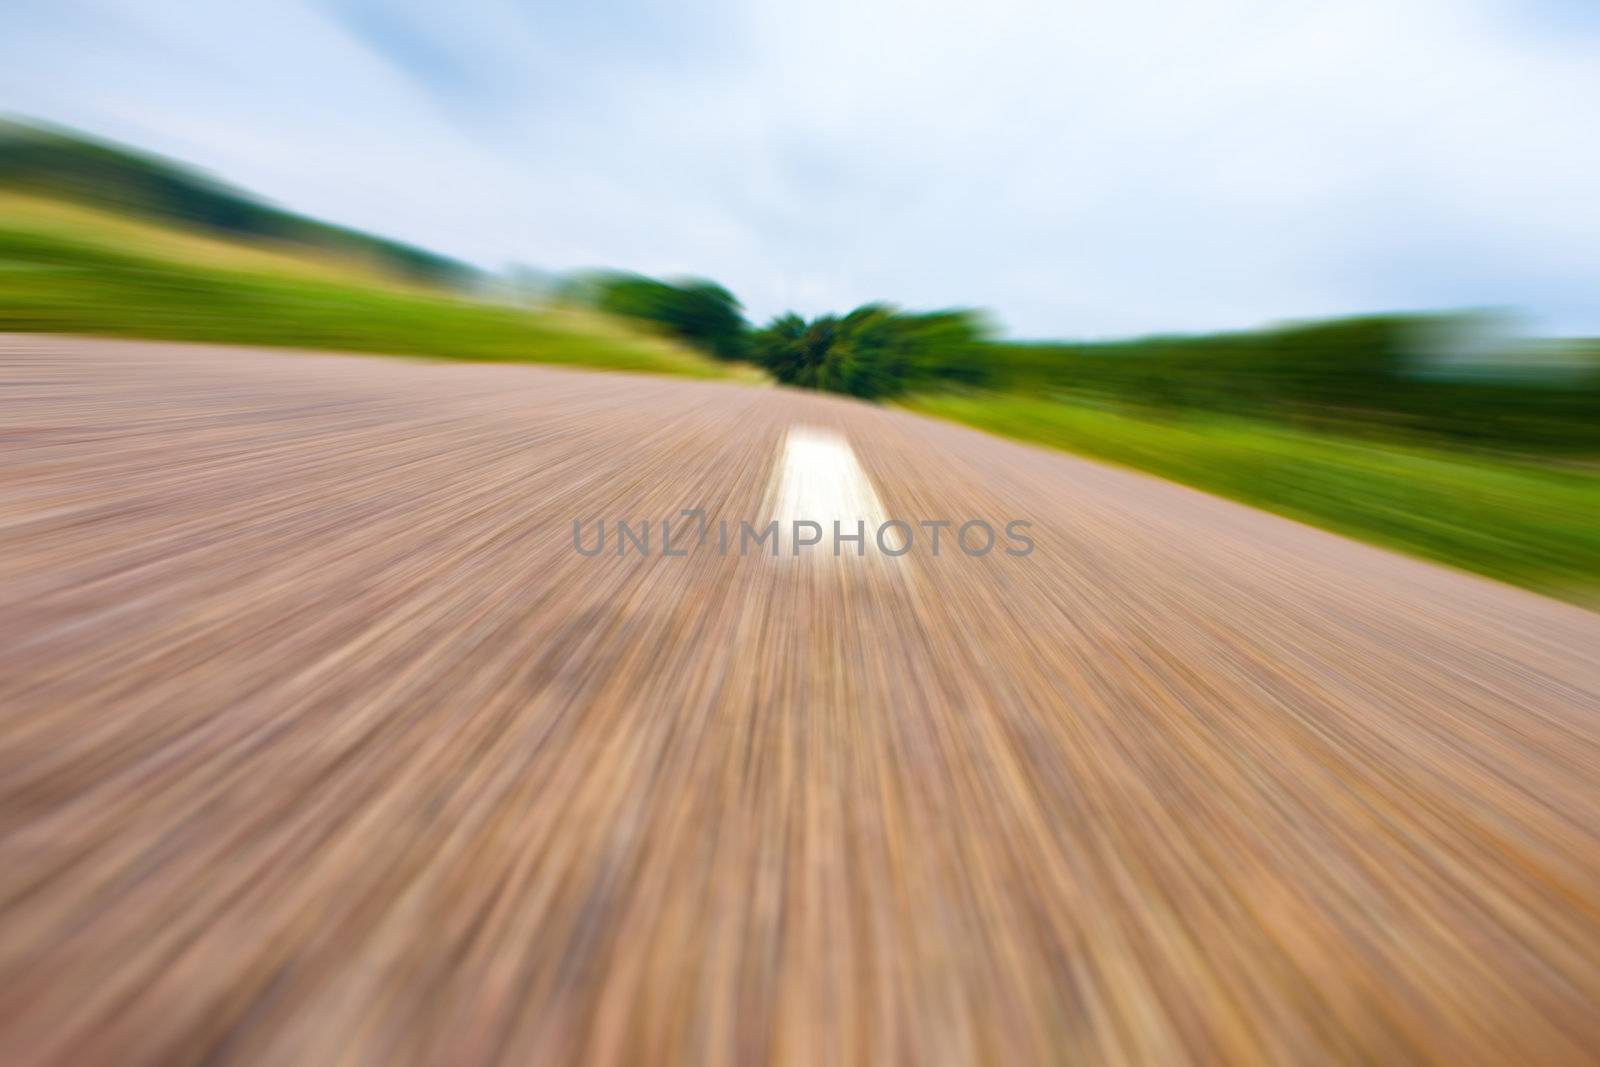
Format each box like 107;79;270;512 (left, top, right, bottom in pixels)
0;121;740;381
0;119;477;287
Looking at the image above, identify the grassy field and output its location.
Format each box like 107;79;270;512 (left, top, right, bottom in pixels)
906;391;1600;604
0;193;740;379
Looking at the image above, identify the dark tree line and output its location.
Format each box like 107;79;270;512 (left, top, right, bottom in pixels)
576;272;1599;451
750;304;990;399
576;271;991;399
990;314;1600;451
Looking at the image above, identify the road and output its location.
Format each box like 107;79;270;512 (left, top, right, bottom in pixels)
2;335;1598;1065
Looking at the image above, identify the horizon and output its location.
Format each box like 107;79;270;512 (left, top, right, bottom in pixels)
4;0;1599;338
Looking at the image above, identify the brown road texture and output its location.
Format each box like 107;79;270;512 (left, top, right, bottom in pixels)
2;334;1599;1066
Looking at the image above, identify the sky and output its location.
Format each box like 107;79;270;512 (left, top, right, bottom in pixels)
3;0;1599;338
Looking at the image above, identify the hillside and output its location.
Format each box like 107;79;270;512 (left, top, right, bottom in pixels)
0;191;734;380
0;119;477;286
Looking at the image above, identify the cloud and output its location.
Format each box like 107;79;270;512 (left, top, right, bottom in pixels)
3;0;1598;336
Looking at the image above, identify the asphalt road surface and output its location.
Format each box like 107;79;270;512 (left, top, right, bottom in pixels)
2;335;1598;1065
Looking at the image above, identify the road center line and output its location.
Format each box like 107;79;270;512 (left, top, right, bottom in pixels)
766;425;891;556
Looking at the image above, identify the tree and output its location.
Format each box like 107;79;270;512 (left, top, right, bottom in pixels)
585;272;750;360
753;305;990;398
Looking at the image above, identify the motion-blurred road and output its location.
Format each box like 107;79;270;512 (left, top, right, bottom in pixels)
3;335;1599;1065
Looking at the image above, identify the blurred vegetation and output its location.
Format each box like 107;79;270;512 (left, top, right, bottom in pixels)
980;315;1600;453
0;119;477;286
907;314;1600;601
742;304;1600;460
906;392;1600;602
567;272;751;360
566;280;991;398
0;194;734;378
751;305;990;399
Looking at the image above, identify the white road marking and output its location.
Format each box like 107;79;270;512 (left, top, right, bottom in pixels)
766;425;893;557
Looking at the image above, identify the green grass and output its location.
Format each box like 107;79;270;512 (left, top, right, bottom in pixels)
905;391;1600;604
0;194;738;379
